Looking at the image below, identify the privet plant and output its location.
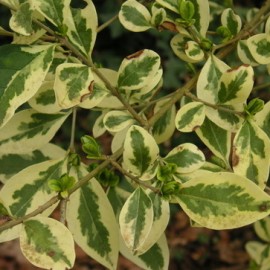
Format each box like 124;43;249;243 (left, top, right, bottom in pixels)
1;0;270;269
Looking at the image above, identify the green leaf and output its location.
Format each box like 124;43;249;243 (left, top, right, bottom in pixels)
54;63;94;109
217;65;254;105
9;2;33;36
164;143;205;173
254;217;270;242
81;135;101;158
196;117;231;166
179;0;195;21
221;8;242;36
152;98;176;144
0;143;66;183
119;187;153;254
103;110;135;133
117;49;161;91
123;125;159;177
66;166;119;270
0;44;55;128
28;81;62;114
20;217;75;270
119;0;152;32
175;101;205;132
0;159;65;217
120;233;169;270
0;109;70;154
247;33;270;64
176;172;270;229
232;120;270;189
197;54;229;104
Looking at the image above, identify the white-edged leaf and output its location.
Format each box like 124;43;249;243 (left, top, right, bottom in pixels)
70;0;98;57
117;49;161;91
237;40;259;66
66;166;119;270
93;111;107;138
0;44;55;128
119;187;153;254
152;98;176;144
176;172;270;229
164;143;205;173
0;159;65;217
137;191;170;254
9;2;33;36
156;0;179;13
120;233;169;270
221;8;242;36
111;126;130;153
196;117;231;166
246;241;268;264
175;101;205;132
123;125;159;177
184;40;204;62
0;143;66;183
28;81;62;113
232;120;270;189
103;110;135;133
119;0;152;32
0;109;70;154
0;225;22;243
254;217;270;242
254;100;270;139
197;54;229;104
247;33;270;64
151;7;166;27
54;63;94;109
217;65;254;105
189;0;210;37
20;216;75;270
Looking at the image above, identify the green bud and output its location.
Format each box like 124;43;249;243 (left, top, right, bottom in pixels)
98;169;120;187
216;26;232;42
157;163;177;182
161;181;181;199
200;38;213;51
245;98;264;116
81;135;101;158
179;0;195;21
68;153;81;167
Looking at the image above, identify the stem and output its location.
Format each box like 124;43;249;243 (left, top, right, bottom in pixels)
109;159;160;193
185;92;245;117
97;14;119;33
59;199;67;224
253;81;270;92
69;107;77;152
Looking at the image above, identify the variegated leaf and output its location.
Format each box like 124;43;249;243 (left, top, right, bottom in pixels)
217;65;254;105
0;159;65;217
247;33;270;64
152;98;176;144
232;120;270;189
9;1;33;36
156;0;179;13
237;40;259;66
221;8;242;36
0;109;70;154
175;101;205;132
184;40;204;62
119;187;153;254
20;217;75;270
0;143;66;183
119;0;152;32
103;110;135;133
54;63;94;109
137;191;170;254
120;233;169;270
93;111;107;138
254;217;270;242
123;125;159;177
111;126;130;153
28;81;62;113
254;100;270;139
0;44;55;128
164;143;205;173
151;7;166;27
66;166;119;270
196;117;231;167
189;0;210;37
0;225;22;243
176;172;270;229
197;55;230;104
205;104;243;132
117;49;161;92
70;0;98;57
246;241;268;265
